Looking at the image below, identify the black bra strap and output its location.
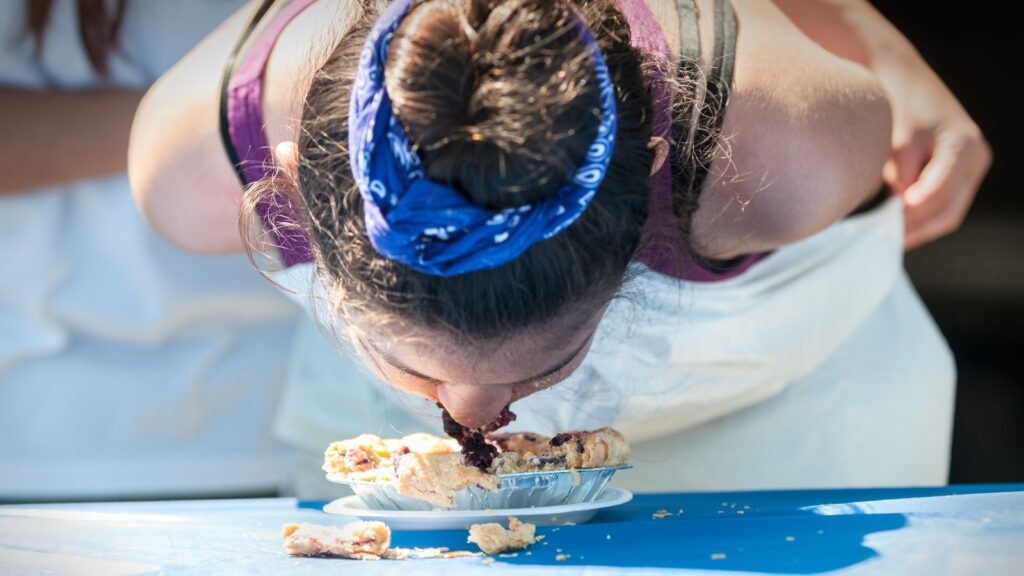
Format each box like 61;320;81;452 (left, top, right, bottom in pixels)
673;0;744;272
675;0;736;165
672;0;739;215
675;0;701;62
218;0;277;187
708;0;736;134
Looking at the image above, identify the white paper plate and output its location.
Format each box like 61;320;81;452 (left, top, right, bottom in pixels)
323;487;633;531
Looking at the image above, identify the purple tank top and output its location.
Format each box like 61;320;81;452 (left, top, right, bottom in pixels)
224;0;761;280
225;0;318;267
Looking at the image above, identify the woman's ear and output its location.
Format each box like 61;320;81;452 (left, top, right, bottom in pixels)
269;141;303;205
274;141;300;176
649;136;669;175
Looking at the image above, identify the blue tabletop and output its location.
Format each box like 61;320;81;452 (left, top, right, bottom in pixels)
1;484;1022;575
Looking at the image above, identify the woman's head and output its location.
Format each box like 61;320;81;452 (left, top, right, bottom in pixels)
264;0;656;426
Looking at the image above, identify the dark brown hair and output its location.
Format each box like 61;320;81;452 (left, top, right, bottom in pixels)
24;0;127;78
247;0;673;344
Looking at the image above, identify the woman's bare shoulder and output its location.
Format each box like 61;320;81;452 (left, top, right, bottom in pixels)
129;0;357;254
687;0;893;259
264;0;364;148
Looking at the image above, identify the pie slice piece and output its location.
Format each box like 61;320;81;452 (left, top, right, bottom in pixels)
322;427;630;508
395;452;500;508
282;521;391;560
467;517;538;554
491;427;630;473
546;427;630;469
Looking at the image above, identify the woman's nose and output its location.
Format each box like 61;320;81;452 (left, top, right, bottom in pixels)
437;382;512;429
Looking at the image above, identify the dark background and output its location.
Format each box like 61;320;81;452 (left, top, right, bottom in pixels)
871;1;1022;482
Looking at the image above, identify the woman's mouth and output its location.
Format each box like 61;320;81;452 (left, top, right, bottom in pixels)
438;402;516;469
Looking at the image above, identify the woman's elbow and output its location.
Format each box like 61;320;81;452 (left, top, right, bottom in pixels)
128;90;244;254
128;92;168;239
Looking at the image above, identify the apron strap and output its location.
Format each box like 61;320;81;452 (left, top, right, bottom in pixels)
673;0;752;275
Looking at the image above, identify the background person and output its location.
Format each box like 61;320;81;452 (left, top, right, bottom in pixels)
0;0;299;501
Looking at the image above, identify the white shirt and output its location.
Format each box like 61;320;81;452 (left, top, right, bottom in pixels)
0;0;301;499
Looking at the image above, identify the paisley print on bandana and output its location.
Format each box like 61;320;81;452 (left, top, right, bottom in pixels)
348;0;618;276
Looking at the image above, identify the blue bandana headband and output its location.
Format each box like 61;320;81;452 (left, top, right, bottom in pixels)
349;0;618;276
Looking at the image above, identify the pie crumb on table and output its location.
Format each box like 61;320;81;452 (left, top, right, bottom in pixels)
467;517;538;554
282;519;537;560
281;521;391;560
383;548;482;560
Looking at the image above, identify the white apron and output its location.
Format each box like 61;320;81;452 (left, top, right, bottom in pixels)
274;194;955;497
0;0;300;499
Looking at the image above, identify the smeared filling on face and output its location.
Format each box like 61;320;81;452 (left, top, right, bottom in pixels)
439;403;516;469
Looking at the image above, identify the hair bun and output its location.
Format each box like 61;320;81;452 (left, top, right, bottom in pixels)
385;0;602;209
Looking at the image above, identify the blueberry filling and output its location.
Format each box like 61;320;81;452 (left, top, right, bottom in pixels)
550;432;574;447
438;403;516;470
537;455;567;466
461;432;496;469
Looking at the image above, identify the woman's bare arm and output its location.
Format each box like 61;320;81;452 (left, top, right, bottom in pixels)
688;0;893;259
129;0;354;254
128;1;260;254
0;88;143;194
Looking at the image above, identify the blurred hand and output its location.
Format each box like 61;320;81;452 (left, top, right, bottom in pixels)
881;62;992;250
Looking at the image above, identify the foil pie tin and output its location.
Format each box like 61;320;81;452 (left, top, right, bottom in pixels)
327;464;632;511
